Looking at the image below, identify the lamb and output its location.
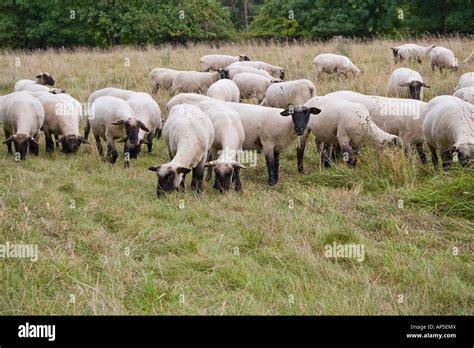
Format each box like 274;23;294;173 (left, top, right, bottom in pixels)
226;65;278;81
0;91;44;160
148;104;214;195
30;92;87;153
386;68;430;100
312;54;361;78
166;93;214;111
453;87;474;104
429;47;458;72
149;68;179;93
423;95;474;168
171;70;229;95
228;60;285;79
455;72;474;90
14;72;55;91
326;90;428;163
198;100;246;192
298;96;400;169
224;102;321;186
390;44;435;63
88;96;150;168
206;79;240;102
260;79;316;108
200;54;250;71
232;73;273;102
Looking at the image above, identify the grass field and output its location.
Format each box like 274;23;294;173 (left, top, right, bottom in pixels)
0;38;473;315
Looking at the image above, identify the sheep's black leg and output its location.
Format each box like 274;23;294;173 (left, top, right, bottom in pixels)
107;144;118;164
84;119;91;140
317;140;331;168
179;174;186;192
206;151;213;182
234;167;242;192
44;130;55;153
274;150;280;183
4;128;12;154
53;134;60;149
341;143;357;167
331;144;341;162
29;137;39;156
123;143;130;168
147;132;154;153
265;152;277;186
191;161;205;193
415;143;427;164
427;143;438;170
297;131;310;174
95;135;103;158
441;150;454;169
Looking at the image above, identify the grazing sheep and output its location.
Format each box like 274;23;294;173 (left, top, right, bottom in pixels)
225;102;321;186
312;54;361;78
226;65;278;81
198;100;246;192
429;47;458;72
298;96;400;169
171;70;229;95
148;104;214;195
229;60;285;79
31;92;87;153
17;83;66;94
206;79;240;102
260;79;316;108
232;73;273;102
200;54;250;71
455;72;474;90
149;68;179;93
390;44;435;63
386;68;430;100
326;90;428;163
166;93;214;111
0;91;44;160
14;72;55;91
423;95;474;168
453;87;474;104
463;51;474;64
89;96;150;167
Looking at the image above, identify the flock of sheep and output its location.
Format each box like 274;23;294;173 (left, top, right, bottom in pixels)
1;42;473;196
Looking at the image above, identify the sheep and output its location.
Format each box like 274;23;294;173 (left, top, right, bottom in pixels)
17;83;66;94
224;102;321;186
148;104;214;195
88;96;150;168
226;65;278;81
14;72;55;91
232;73;273;103
312;54;361;78
149;68;179;93
297;96;400;169
326;90;428;163
166;93;214;111
206;79;240;102
429;47;458;72
171;70;229;95
0;91;44;160
228;60;285;79
200;54;250;71
390;44;435;63
260;79;316;108
423;95;474;168
30;92;87;153
455;72;474;90
386;68;430;101
198;100;246;192
463;51;474;64
453;87;474;104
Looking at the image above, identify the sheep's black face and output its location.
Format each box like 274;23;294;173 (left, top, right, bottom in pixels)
281;105;321;136
3;134;33;160
219;69;230;79
457;144;474;167
408;81;424;100
149;165;191;196
112;118;150;159
239;55;250;61
214;164;234;192
37;73;55;86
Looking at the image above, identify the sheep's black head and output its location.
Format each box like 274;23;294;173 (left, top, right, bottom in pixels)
218;68;230;79
148;164;191;196
36;72;55;86
400;81;430;100
3;134;38;160
239;55;250;61
57;135;88;154
111;118;150;159
451;143;474;167
206;160;246;193
281;105;321;136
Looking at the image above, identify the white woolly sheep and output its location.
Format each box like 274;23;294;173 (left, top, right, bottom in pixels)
206;79;240;102
17;83;66;94
226;65;278;81
390;44;435;63
423;95;474;168
229;60;285;79
429;47;458;72
149;68;180;93
14;72;55;91
89;96;150;167
200;54;250;71
386;68;430;100
148;103;214;195
453;87;474;104
171;70;229;95
312;54;361;78
455;72;474;90
232;73;273;102
225;102;321;186
0;91;44;160
166;93;214;111
260;79;316;108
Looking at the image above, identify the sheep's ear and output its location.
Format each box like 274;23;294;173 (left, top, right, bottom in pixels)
447;145;458;153
204;161;216;168
139;139;151;145
309;107;321;115
232;161;246;169
280;109;292;116
177;167;192;174
111;120;125;126
423;83;431;88
35;73;43;79
138;121;150;133
148;165;161;172
29;137;39;145
3;136;14;144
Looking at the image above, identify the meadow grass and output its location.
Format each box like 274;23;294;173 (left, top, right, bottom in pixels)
0;38;473;314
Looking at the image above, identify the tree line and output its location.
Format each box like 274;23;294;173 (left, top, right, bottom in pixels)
0;0;472;49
